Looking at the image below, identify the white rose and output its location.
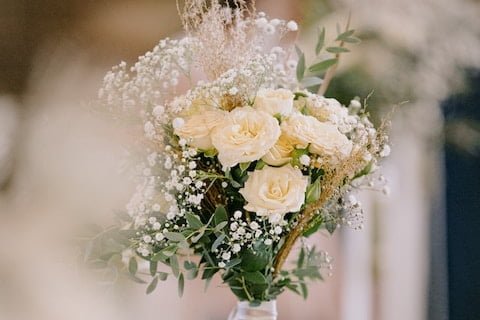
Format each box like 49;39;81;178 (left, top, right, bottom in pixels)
211;106;281;168
262;134;295;166
174;108;227;150
281;113;352;160
239;164;308;216
295;94;348;123
254;88;294;116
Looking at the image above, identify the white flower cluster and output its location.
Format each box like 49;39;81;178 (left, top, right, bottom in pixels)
216;210;289;268
99;37;198;118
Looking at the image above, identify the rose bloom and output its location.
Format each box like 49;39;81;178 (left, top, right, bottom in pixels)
253;88;294;116
239;164;309;217
281;112;352;160
295;94;348;123
174;106;227;150
262;134;295;166
211;106;281;168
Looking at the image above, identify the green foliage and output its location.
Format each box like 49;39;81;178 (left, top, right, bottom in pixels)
296;46;306;82
178;273;185;297
186;213;203;229
146;276;158;294
128;257;138;276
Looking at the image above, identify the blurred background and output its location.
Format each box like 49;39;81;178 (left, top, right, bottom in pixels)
0;0;479;319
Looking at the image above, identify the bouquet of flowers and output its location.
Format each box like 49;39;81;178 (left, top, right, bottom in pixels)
87;0;390;318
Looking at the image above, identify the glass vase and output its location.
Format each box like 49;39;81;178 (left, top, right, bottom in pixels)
227;300;277;320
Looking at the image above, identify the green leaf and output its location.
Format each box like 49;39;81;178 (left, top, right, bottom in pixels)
240;248;269;272
255;160;266;170
295;46;306;81
342;36;361;44
326;46;350;54
305;178;321;204
149;261;158;276
184;261;197;270
214;206;228;226
225;258;242;269
191;228;205;243
301;76;323;88
164;232;186;243
211;234;226;252
303;215;323;237
294;92;308;100
315;27;326;55
297;247;305;269
152;251;168;262
308;58;338;73
158;271;168;281
286;283;301;295
214;221;228;233
239;162;250;174
178;273;185;297
162;245;177;257
128;257;138;276
184;261;198;280
244;271;267;284
291;148;309;167
204;148;218;158
126;273;147;284
170;255;180;277
146;276;158;294
336;29;355;41
300;282;308;299
353;161;373;179
186;213;203;230
325;220;337;234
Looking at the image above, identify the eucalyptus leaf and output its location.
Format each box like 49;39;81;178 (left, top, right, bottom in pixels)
214;221;228;233
152;251;168;262
191;228;205;243
211;234;226;252
164;232;186;243
158;271;169;281
301;77;323;88
225;258;242;269
170;255;180;277
146;276;158;294
335;29;355;41
128;257;138;276
308;58;338;73
243;271;267;285
315;27;326;55
186;213;203;230
214;206;228;226
295;46;305;81
326;46;350;54
178;273;185;297
162;245;178;257
149;261;158;276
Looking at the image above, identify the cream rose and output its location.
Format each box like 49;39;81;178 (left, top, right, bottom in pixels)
281;113;352;160
211;106;281;168
254;88;294;116
262;134;295;166
174;107;227;150
239;164;308;217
